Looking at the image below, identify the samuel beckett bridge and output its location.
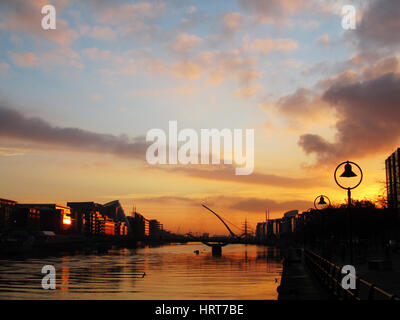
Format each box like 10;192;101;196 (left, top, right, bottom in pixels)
185;204;255;256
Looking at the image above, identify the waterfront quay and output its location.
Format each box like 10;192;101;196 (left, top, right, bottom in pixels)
277;244;400;300
265;205;400;300
3;195;400;300
255;202;400;300
277;247;328;300
0;198;188;256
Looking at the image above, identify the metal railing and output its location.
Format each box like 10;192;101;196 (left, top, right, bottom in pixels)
304;249;400;300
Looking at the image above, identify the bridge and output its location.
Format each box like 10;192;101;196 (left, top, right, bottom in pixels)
186;204;254;255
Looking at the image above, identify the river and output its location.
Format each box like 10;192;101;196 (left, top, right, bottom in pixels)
0;242;282;300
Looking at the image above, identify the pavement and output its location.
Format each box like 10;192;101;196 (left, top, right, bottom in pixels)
327;246;400;298
277;247;329;300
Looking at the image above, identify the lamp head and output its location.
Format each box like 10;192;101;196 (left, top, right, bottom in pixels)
318;196;327;205
340;162;357;178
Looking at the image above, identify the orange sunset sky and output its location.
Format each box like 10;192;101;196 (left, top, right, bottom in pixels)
1;0;400;235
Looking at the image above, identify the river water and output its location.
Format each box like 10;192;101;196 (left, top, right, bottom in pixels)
0;242;282;300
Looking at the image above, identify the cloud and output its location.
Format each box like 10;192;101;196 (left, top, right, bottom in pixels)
361;56;400;80
163;165;323;189
316;34;330;46
0;105;147;161
0;146;27;157
9;48;84;70
96;1;165;40
41;47;84;69
9;52;38;67
300;51;385;78
268;87;332;128
279;59;303;68
90;47;262;98
237;0;310;25
315;70;358;91
80;25;116;41
82;47;112;60
230;197;311;213
0;0;78;46
122;195;198;205
206;51;261;85
85;51;168;79
170;50;262;97
121;193;311;216
355;0;400;50
233;85;261;99
99;1;165;23
170;33;202;54
299;72;400;164
172;60;203;80
247;37;298;54
140;56;169;74
222;12;244;32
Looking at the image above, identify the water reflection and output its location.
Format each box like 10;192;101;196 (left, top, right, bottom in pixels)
0;243;282;300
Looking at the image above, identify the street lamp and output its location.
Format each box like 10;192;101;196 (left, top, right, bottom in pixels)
314;195;331;254
334;161;363;264
314;195;331;210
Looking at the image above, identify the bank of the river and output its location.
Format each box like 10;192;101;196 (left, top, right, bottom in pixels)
277;247;329;300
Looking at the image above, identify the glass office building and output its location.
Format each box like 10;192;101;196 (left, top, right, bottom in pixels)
386;148;400;211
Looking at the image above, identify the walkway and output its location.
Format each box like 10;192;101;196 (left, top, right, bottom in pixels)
277;247;329;300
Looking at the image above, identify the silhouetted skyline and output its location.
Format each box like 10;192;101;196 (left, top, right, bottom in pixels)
0;0;399;234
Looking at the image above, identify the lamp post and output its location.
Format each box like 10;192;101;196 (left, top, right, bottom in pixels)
314;195;331;255
334;161;363;264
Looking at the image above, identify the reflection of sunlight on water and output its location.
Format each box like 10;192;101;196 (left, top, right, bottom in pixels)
0;243;282;300
60;256;69;292
144;245;149;274
61;266;69;292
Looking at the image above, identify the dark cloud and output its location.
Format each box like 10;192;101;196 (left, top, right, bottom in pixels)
274;87;326;120
299;72;400;163
361;56;399;80
356;0;400;50
0;105;147;160
0;106;325;185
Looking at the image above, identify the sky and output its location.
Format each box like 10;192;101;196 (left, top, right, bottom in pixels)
1;0;400;235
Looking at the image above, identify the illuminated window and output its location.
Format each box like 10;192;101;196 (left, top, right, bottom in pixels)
63;214;71;225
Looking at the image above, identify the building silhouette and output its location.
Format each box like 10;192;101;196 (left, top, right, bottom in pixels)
386;148;400;211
